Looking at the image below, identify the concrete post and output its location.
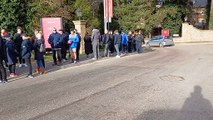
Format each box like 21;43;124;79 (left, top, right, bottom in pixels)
73;20;87;54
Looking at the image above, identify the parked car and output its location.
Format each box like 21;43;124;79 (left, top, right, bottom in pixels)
146;35;175;47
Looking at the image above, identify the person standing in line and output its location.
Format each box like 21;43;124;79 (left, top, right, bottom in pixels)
135;30;144;53
68;29;79;63
48;28;62;66
128;31;133;53
74;29;81;61
103;30;110;57
0;35;7;83
14;27;27;68
59;29;69;62
5;34;18;77
84;32;93;58
34;33;46;74
21;34;34;78
121;31;128;54
114;30;122;58
0;28;8;66
91;29;101;60
109;31;114;55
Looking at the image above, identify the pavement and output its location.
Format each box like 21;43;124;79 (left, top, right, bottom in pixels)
8;47;153;82
1;43;213;120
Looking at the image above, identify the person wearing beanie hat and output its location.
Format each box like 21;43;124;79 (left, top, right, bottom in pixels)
5;33;19;78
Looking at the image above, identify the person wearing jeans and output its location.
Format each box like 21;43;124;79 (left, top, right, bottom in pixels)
21;34;33;78
34;33;45;74
48;28;62;65
121;31;128;54
114;30;121;58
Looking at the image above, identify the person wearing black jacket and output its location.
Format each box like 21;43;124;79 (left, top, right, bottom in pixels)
128;31;133;53
59;29;69;62
14;27;26;67
103;31;110;57
84;32;93;58
109;31;114;54
0;36;7;83
21;34;33;78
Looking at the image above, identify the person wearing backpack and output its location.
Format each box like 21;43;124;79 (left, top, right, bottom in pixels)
34;33;45;74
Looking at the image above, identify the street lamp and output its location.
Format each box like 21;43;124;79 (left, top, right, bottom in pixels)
76;8;82;20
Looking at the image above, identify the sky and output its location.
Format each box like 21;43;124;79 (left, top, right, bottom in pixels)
193;0;208;7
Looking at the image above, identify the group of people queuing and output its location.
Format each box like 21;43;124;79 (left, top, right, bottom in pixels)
85;29;145;60
0;26;145;84
0;27;46;83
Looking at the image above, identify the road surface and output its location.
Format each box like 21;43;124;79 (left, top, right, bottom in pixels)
0;43;213;120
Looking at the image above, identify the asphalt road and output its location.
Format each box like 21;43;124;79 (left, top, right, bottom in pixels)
1;43;213;120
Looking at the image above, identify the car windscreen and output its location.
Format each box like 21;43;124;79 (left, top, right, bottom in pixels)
151;36;163;40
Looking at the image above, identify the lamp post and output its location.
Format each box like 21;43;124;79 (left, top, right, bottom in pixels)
76;8;82;20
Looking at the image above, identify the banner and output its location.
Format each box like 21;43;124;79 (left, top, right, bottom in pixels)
104;0;113;18
41;18;63;48
162;29;170;37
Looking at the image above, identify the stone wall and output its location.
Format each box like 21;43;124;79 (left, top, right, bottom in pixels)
174;23;213;43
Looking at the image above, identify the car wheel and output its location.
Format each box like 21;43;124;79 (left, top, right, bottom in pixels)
147;43;151;48
159;43;164;48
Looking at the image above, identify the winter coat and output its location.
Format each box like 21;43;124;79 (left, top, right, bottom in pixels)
5;40;18;65
34;39;45;60
122;33;128;45
103;33;110;44
13;33;23;52
0;36;6;62
48;32;62;49
135;34;144;44
61;33;69;46
91;29;101;44
68;33;79;49
84;35;93;55
114;33;122;45
21;39;33;59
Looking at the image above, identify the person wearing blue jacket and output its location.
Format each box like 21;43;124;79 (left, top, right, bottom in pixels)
68;29;79;63
121;31;128;54
21;34;33;78
48;28;62;65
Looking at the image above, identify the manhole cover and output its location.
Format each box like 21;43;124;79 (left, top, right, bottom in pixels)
160;75;184;81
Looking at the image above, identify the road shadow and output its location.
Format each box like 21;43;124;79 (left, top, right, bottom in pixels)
134;85;213;120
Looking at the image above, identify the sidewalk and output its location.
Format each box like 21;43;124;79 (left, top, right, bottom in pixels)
8;46;153;82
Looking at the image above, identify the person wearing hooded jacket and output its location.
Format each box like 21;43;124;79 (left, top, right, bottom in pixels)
91;29;101;60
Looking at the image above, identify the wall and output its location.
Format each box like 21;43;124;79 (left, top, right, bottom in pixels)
174;23;213;43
